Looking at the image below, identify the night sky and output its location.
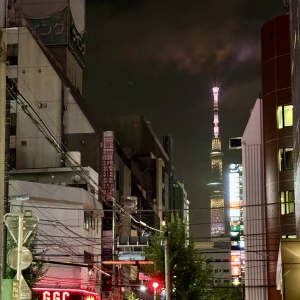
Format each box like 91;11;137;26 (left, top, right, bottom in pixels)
84;0;285;239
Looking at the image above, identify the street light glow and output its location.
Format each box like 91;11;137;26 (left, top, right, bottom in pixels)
140;285;146;292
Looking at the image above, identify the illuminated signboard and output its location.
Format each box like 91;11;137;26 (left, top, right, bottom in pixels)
42;291;70;300
229;164;244;285
231;264;241;276
33;288;100;300
103;131;115;201
230;209;240;217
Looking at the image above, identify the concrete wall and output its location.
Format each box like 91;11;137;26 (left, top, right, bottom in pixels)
9;178;103;292
7;27;94;170
242;99;268;300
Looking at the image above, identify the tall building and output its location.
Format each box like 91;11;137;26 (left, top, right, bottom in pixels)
290;0;300;237
261;14;295;300
209;87;225;237
4;2;105;298
242;99;268;299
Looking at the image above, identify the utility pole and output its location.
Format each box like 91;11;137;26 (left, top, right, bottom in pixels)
16;210;24;299
2;82;11;279
0;0;7;294
164;217;171;300
112;200;116;299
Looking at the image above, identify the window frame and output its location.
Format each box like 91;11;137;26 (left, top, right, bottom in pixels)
277;105;293;129
280;190;295;215
279;148;294;171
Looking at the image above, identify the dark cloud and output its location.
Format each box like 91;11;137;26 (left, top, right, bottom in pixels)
85;0;284;238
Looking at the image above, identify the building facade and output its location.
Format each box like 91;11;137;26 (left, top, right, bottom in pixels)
5;1;105;298
261;14;296;299
242;99;268;299
290;0;300;237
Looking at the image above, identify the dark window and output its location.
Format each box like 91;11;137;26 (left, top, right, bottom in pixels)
279;148;294;171
7;44;18;65
7;78;18;100
84;211;90;230
21;141;27;146
84;250;94;263
10;148;16;169
10;113;16;135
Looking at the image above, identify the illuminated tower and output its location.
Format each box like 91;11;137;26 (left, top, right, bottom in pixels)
209;87;225;237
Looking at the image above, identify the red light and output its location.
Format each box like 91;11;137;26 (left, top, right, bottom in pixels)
152;282;159;289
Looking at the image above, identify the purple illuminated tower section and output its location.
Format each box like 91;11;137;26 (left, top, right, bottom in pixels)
209;87;225;237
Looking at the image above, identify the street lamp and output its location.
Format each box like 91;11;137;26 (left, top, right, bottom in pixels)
153;282;158;300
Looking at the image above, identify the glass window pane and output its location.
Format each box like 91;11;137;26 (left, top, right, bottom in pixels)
289;201;295;214
277;106;283;129
285;148;294;170
283;105;293;127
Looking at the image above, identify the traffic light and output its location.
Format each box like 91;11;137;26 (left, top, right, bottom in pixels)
147;274;164;294
152;282;159;289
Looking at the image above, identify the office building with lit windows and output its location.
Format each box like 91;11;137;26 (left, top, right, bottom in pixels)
274;3;300;299
290;0;300;236
260;13;295;300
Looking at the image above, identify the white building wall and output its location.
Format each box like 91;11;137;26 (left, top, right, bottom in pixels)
9;179;103;292
11;27;62;168
63;86;95;134
7;27;95;169
242;99;268;300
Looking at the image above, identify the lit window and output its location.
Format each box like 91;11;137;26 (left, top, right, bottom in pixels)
279;148;294;171
277;105;293;129
280;191;295;215
282;235;297;238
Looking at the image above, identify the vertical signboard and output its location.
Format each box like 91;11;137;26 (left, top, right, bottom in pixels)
69;0;86;66
102;131;115;201
229;164;244;286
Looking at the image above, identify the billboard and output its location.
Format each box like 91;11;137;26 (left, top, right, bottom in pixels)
69;0;86;66
26;6;68;45
16;0;86;65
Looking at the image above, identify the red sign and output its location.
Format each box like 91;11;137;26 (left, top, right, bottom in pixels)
42;291;70;300
103;131;114;201
33;288;100;300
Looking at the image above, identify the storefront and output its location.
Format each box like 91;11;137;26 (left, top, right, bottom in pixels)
33;288;101;300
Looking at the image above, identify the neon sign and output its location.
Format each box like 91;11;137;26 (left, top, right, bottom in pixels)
43;291;70;300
